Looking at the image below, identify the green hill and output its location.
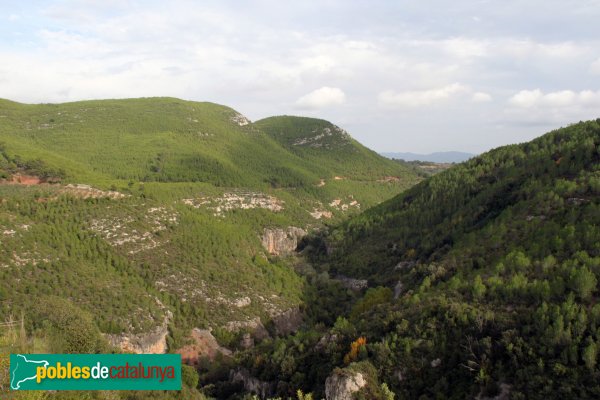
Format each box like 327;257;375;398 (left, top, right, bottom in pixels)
0;97;419;359
255;116;413;181
0;98;415;189
232;120;600;399
0;97;313;187
3;97;598;399
325;119;600;282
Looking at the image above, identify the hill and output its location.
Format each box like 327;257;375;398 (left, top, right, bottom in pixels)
381;150;475;163
0;99;416;190
230;120;600;399
255;116;414;180
0;97;419;363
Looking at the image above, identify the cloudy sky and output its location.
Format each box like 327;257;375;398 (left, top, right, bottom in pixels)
1;0;599;154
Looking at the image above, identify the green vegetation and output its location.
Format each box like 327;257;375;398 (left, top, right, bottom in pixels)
391;159;454;177
0;97;419;398
7;97;597;399
0;96;416;332
0;319;208;399
0;99;417;191
220;120;599;399
255;116;415;181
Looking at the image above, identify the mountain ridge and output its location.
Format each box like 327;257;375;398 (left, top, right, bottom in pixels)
381;150;475;163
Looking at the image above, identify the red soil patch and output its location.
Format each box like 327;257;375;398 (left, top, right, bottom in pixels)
8;174;44;185
176;328;232;366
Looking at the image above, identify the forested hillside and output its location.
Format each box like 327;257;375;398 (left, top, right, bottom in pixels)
226;120;600;399
5;97;598;400
255;116;415;180
0;98;415;189
0;97;418;395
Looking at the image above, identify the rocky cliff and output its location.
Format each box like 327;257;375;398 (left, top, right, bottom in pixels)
261;227;306;256
272;306;303;336
176;328;233;365
230;368;275;398
106;321;169;354
325;370;366;400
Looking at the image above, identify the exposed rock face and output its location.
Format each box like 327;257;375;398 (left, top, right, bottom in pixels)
106;323;169;354
234;296;251;308
225;317;270;341
183;191;284;217
8;174;44;185
291;125;351;148
395;261;416;271
272;306;303;336
177;328;232;365
261;227;306;256
394;281;404;299
310;208;333;219
316;333;339;352
335;275;368;291
325;370;366;400
230;368;275;398
231;113;251;126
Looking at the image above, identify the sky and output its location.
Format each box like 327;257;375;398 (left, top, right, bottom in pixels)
1;1;599;154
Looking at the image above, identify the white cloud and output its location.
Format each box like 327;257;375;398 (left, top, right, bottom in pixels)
1;1;600;153
441;38;488;58
378;83;469;108
543;90;577;107
299;55;336;74
472;92;492;102
508;89;600;108
505;88;600;127
496;39;587;60
578;90;600;106
590;58;600;75
508;89;544;108
295;87;346;109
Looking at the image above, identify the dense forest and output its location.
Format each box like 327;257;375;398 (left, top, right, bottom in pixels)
217;120;600;399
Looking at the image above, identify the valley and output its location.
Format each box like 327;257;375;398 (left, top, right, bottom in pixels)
1;2;595;399
1;98;599;400
0;97;419;399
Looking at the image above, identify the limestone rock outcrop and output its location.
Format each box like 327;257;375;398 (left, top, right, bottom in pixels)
106;323;169;354
325;370;366;400
230;368;275;398
261;227;306;255
272;306;303;336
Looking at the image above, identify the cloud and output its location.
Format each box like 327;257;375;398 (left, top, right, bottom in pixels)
508;89;544;108
505;88;600;127
472;92;492;102
378;83;469;108
1;1;600;153
441;38;488;58
508;89;600;108
295;86;346;109
590;58;600;75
